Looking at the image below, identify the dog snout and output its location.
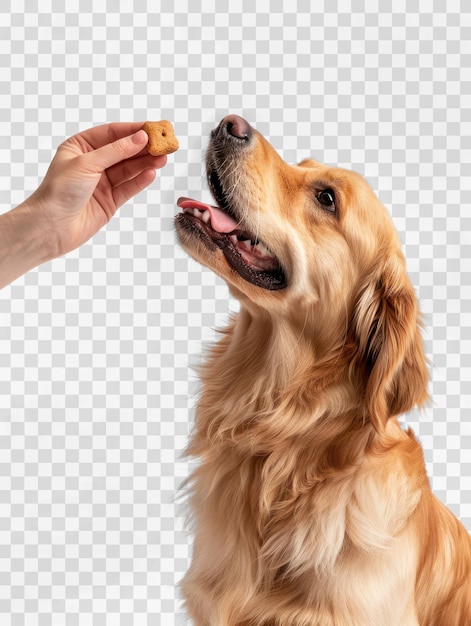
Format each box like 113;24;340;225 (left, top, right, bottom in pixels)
212;115;253;143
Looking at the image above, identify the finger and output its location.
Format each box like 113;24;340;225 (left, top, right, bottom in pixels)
112;168;158;209
77;122;146;151
106;153;167;188
84;130;149;173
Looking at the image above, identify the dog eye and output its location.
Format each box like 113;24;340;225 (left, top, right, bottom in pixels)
317;189;336;212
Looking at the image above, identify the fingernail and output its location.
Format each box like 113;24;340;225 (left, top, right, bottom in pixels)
132;129;148;144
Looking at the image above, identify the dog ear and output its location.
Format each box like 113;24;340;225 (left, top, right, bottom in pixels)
352;256;429;431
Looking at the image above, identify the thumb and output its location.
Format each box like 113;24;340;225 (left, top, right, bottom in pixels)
84;129;148;172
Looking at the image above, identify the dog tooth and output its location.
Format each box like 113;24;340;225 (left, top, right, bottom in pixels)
254;242;271;257
202;211;210;223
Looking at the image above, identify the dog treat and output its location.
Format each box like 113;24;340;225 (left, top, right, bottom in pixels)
142;120;179;156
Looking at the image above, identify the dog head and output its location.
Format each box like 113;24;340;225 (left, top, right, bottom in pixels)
175;115;429;429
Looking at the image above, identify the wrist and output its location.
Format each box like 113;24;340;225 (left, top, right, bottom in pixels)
0;198;56;288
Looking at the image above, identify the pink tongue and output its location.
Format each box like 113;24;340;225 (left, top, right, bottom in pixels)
177;197;240;234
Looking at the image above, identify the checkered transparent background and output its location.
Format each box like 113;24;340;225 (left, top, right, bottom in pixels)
0;1;470;624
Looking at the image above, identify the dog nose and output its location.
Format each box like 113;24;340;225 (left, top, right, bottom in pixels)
213;115;252;142
224;115;252;140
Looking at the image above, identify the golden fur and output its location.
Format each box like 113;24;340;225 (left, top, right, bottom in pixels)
176;117;471;625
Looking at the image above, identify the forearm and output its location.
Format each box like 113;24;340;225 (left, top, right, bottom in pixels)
0;199;55;289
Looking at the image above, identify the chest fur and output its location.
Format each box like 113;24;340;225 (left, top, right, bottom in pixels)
190;445;419;579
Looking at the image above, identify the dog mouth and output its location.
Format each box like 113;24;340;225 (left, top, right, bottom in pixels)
176;169;286;290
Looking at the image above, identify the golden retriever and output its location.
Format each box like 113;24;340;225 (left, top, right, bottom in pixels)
175;115;471;625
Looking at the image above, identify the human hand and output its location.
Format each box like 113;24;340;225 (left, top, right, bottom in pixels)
28;122;167;258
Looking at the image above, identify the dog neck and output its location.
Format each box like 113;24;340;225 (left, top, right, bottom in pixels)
191;305;368;460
